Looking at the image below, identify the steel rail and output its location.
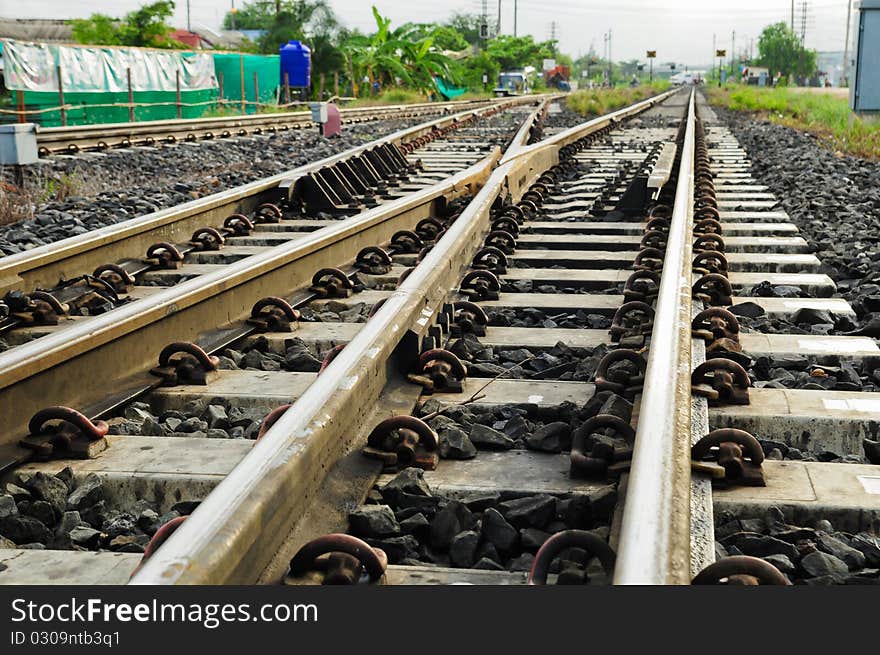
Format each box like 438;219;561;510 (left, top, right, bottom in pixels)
129;91;676;586
499;88;680;165
0;95;536;296
613;89;696;585
35;97;500;154
0;156;495;469
129;142;554;585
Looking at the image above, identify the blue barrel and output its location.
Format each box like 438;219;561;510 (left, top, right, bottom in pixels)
280;40;311;88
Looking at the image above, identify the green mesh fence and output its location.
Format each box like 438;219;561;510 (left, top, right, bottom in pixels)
212;53;280;114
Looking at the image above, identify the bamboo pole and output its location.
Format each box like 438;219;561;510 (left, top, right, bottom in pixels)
175;69;182;119
239;55;246;114
56;65;67;126
127;68;134;122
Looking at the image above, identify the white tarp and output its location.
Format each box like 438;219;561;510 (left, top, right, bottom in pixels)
1;39;217;93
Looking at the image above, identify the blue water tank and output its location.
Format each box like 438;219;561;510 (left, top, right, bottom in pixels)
280;40;311;88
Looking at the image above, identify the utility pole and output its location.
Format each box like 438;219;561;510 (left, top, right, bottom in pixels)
731;30;736;74
791;0;794;31
712;33;716;80
497;0;502;36
800;0;807;43
608;29;613;84
186;0;191;31
231;0;236;30
842;0;852;86
514;0;518;37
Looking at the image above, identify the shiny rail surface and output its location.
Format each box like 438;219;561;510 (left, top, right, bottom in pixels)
35;98;500;155
129;89;682;585
614;89;696;584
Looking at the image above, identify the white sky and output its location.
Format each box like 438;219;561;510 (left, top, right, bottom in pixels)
0;0;855;66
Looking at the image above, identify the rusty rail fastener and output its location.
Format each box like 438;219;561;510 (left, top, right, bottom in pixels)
223;213;254;236
460;270;501;302
570;414;636;479
692;428;766;487
319;344;346;372
692;273;733;306
310;268;355;299
472;246;508;274
623;270;661;303
692;358;751;406
451;300;489;336
189;226;225;251
256;404;291;441
692;556;790;585
691;307;741;345
93;263;136;293
254;202;282;224
131;515;188;577
594;349;646;397
389;230;423;254
412;348;468;393
528;530;617;585
23;406;110;460
289;534;388;585
249;296;301;332
364;415;438;470
151;341;220;386
145;242;184;269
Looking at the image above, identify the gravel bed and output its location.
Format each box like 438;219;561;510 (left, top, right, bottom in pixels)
107;398;272;441
715;506;880;585
714;107;880;337
351;467;616;580
0;110;524;256
0;468;196;552
416;382;632;458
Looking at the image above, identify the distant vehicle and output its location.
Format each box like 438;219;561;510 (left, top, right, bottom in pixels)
544;65;571;91
670;72;702;85
742;66;770;86
494;71;531;96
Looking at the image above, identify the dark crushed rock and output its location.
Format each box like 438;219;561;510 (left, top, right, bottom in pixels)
715;506;880;585
0;468;198;552
106;398;275;441
417;385;632;458
349;467;616;582
0;119;423;256
715;107;880;337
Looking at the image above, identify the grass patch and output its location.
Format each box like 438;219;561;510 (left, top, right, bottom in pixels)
566;82;671;118
707;85;880;160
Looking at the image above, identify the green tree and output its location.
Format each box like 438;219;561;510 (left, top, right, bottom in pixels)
223;2;274;30
756;22;817;79
341;8;456;97
70;14;119;45
71;1;180;48
457;51;499;90
485;35;554;71
446;13;483;46
256;1;336;54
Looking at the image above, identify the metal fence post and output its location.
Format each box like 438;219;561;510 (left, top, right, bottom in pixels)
218;72;225;113
253;71;259;111
284;72;291;104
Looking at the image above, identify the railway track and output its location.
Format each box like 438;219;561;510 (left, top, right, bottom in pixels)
34;98;503;157
2;85;876;586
